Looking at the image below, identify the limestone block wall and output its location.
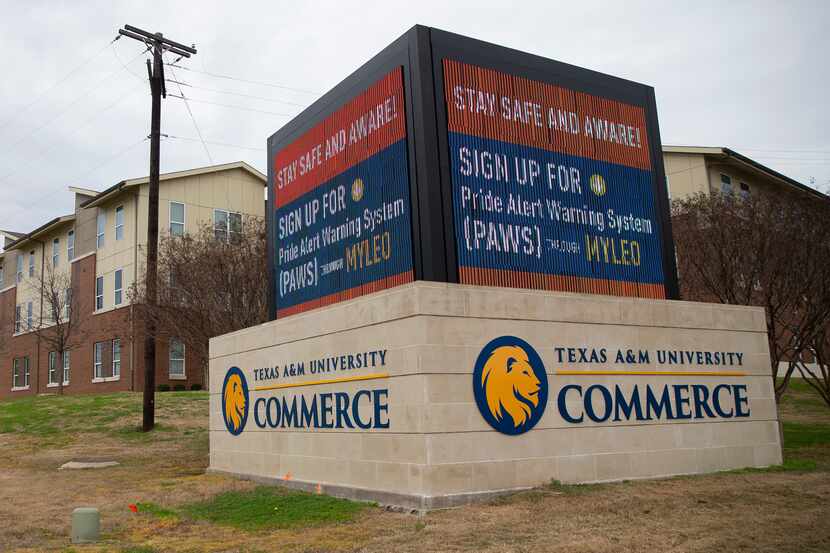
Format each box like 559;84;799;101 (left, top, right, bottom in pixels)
209;282;781;509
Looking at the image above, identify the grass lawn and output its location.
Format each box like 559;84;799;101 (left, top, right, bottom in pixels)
0;382;828;552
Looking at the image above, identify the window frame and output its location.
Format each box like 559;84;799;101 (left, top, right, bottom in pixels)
112;339;121;378
115;205;124;241
719;173;733;195
95;276;104;310
63;350;71;385
52;237;60;268
48;351;58;386
93;341;104;380
64;287;72;320
67;229;75;261
213;209;243;242
169;338;186;379
96;211;106;249
114;269;123;306
26;301;32;330
28;250;35;277
14;304;21;333
12;357;30;389
170;201;185;236
16;254;23;283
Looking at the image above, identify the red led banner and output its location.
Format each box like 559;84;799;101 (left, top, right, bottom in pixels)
274;69;407;208
444;59;651;171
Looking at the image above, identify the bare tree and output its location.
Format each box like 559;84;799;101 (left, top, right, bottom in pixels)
796;327;830;405
29;264;84;395
672;191;830;402
130;217;268;388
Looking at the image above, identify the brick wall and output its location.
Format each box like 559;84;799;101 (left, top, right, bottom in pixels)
0;251;206;400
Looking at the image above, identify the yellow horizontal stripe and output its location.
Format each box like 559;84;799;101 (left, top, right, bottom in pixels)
253;372;389;392
555;370;747;377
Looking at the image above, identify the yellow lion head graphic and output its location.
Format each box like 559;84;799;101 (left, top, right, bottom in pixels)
481;345;541;428
224;372;247;433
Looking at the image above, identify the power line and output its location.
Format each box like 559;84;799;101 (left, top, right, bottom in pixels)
0;42;150;159
4;136;149;227
162;133;261;152
166;62;212;164
112;41;149;84
750;155;830;162
164;63;320;96
166;79;307;108
167;93;293;117
0;84;148;183
733;147;830;155
0;36;121;133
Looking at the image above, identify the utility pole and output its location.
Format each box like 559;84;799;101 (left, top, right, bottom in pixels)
118;25;196;431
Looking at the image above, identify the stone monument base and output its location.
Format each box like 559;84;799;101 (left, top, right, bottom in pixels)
209;282;782;510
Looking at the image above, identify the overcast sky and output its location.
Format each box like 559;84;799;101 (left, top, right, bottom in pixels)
0;0;827;232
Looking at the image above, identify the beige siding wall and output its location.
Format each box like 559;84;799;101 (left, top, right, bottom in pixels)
140;166;265;242
94;194;137;314
0;251;13;289
98;167;265;313
14;243;44;331
663;152;710;200
7;222;74;332
74;202;99;259
705;163;777;199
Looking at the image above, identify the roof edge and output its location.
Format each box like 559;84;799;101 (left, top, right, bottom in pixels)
82;161;266;208
4;215;76;250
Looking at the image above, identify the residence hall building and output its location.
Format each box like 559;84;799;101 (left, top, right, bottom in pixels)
0;230;23;254
0;162;265;399
663;145;826;202
663;145;829;374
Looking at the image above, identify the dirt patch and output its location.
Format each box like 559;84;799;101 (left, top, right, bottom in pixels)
1;387;829;552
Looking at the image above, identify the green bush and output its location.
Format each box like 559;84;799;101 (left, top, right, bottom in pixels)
173;384;186;392
157;384;171;392
190;384;202;391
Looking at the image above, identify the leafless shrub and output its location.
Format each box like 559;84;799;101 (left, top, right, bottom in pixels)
29;264;85;394
672;192;830;403
130;217;268;387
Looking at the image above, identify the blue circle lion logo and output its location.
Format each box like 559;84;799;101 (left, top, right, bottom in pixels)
473;336;548;435
222;366;249;436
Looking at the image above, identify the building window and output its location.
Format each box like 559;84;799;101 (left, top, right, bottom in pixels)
28;251;35;277
64;288;72;320
0;263;4;286
169;338;185;378
93;342;104;379
67;230;75;261
739;182;750;200
170;202;185;236
112;339;121;378
97;211;106;248
63;351;71;384
14;305;21;333
114;269;123;306
52;237;60;268
16;254;23;283
26;301;32;330
95;276;104;310
214;209;242;242
13;357;30;389
115;206;124;241
48;351;58;385
720;173;733;195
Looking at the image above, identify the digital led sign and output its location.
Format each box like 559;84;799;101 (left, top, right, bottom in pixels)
272;69;413;317
443;59;667;298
